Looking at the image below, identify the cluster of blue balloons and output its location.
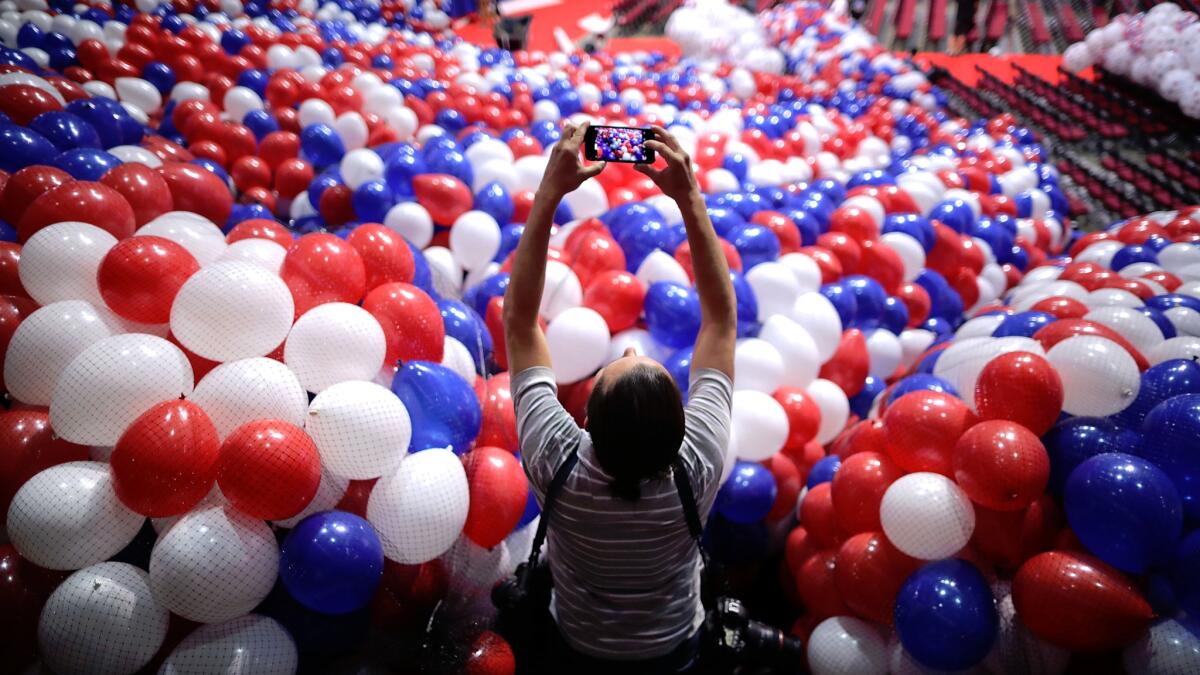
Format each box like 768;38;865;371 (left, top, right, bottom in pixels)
391;360;482;455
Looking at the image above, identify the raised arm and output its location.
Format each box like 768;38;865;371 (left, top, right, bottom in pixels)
503;122;605;375
637;126;736;378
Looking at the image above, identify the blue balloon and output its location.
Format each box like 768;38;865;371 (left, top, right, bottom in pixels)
616;218;681;272
50;148;122;181
473;181;513;226
721;152;749;181
405;238;435;297
383;149;426;196
1065;452;1182;573
0;124;58;173
887;374;959;405
884;214;935;250
929;199;975;233
915;269;963;321
142;61;176;93
715;461;777;524
705;206;745;238
1171;530;1200;616
1044;416;1125;494
806;455;841;488
1139;393;1200;520
786;209;820;246
0;220;15;242
703;514;770;566
991;311;1056;338
1116;360;1200;428
243;109;279;140
279;511;384;615
424;147;473;186
391;361;482;455
843;275;886;330
644;282;701;349
1146;293;1200;314
605;202;664;240
849;374;885;418
65;98;131;148
462;272;508;318
727;222;780;270
1111;244;1159;271
663;346;694;399
28;111;101;151
351;180;393;223
438;298;491;372
880;296;909;334
1136;306;1176;340
820;282;859;328
495;223;523;262
300;124;346;168
729;271;759;337
895;559;998;671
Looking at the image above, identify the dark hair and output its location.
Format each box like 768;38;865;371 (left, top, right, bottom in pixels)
586;364;686;502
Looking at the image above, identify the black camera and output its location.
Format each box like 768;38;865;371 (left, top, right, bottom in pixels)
701;597;805;671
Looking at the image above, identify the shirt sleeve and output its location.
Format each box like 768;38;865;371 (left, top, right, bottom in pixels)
511;366;582;503
678;368;733;511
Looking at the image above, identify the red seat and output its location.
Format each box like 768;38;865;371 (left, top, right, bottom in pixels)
1058;3;1084;42
986;0;1008;41
896;0;916;40
928;0;947;41
1025;1;1051;45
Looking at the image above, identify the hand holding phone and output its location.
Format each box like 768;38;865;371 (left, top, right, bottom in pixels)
584;125;657;164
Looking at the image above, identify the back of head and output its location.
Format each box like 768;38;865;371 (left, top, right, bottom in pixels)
586;364;686;502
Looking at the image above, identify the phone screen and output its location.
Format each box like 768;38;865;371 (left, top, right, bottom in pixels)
586;126;655;163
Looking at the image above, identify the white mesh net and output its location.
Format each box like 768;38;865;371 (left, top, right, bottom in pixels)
158;614;299;675
306;380;411;480
18;221;116;307
367;448;470;564
4;300;114;406
880;472;976;560
189;357;309;440
283;302;386;393
139;211;229;266
170;261;295;363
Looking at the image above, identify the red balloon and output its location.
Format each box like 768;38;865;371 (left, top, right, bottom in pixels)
799;482;844;549
674;238;743;279
818;329;869;397
230;155;272;192
800;246;843;283
0;244;25;299
582;270;645;334
335;478;377;519
280;232;368;315
974;351;1063;436
157;162;234;228
835;418;888;460
110;400;220;517
216;419;321;520
370;558;449;632
751;211;801;254
764;452;802;521
816;232;861;275
834;531;921;624
568;232;625;288
858;239;903;294
1012;551;1153;651
1032;319;1149;371
99;163;174;227
477;372;517;453
794;549;850;620
274;158;313;199
17;180;136;242
363;282;445;366
925;222;963;279
347;224;416;291
828;206;878;243
1030;296;1089;319
830;451;903;535
259;130;300;169
0;165;71;225
785;526;818;576
461;447;528;549
465;630;516;675
882;390;975;475
97;235;199;324
971;495;1061;570
0;295;36;392
0;544;66;669
953;420;1049;511
895;282;931;327
0;410;89;516
511;190;534;225
0;85;62;126
775;386;822;451
226;218;291;245
412;173;472;225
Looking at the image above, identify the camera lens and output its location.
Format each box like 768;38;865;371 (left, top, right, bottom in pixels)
744;620;805;658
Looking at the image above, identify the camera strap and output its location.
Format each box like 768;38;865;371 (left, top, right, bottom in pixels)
670;457;707;565
526;447;580;569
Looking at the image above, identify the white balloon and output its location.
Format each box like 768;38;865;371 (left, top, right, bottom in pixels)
732;390;788;461
705;168;740;192
746;261;801;321
880;472;975;560
899;328;936;369
51;334;193;446
880;232;925;282
759;314;820;388
159;615;298;675
170;261;295;362
546;306;610;384
450;210;501;271
793;292;843;362
734;338;785;393
533;99;560;121
1046;335;1140;416
8;462;144;570
340;148;385;190
189;357;308;439
1124;618;1200;675
778;252;822;292
866;329;902;378
541;260;583;321
367;448;469;564
149;505;278;623
384;200;434;249
334;111;369;151
1165;306;1200;337
298;98;336;127
307;380;411;480
636;249;690;288
607;328;666;364
1086;288;1144;308
1085;306;1165;355
285;303;386;393
442;335;476;383
1159;243;1200;274
19;221;116;307
115;76;163;113
108;144;162;168
221;85;262;123
934;336;1044;409
140;211;228;266
807;378;849;444
39;562;168;675
956;314;1005;340
464;137;513;170
808;617;888;675
563;178;609;220
4;300;114;406
513;155;548;193
217;238;287;274
1148;336;1200;365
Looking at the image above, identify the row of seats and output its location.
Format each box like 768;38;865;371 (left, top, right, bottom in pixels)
865;0;1103;53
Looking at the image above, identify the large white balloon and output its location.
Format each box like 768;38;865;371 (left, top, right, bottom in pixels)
307;380;412;480
758;315;820;388
1149;336;1200;364
50;333;193;446
4;300;114;406
139;211;228;266
384;201;434;249
808;617;889;675
731;390;788;461
8;461;144;570
18;221;116;307
1123;618;1200;675
149;505;279;624
778;252;822;292
541;260;583;321
866;329;903;378
1085;306;1165;354
746;261;801;321
546;306;610;384
39;562;169;675
217;238;287;274
449;210;502;271
367;448;470;564
159;614;298;675
734;338;785;393
880;232;925;282
340;148;384;189
1046;335;1141;416
188;357;308;439
284;303;386;392
934;336;1045;410
171;261;295;363
793;292;844;362
807;378;850;445
880;472;975;560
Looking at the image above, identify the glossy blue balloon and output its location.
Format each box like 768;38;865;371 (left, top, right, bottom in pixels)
300;124;346;168
617;218;682;272
1116;360;1200;428
463;272;508;318
727;222;780;270
664;346;694;399
715;461;777;524
438;298;491;373
1146;293;1200;314
884;214;934;250
50;148;122;181
1139;393;1200;520
703;514;770;566
351;180;393;223
29;111;101;151
915;269;963;321
729;271;759;337
820;282;859;328
786;208;820;246
1171;529;1200;616
1044;416;1125;494
391;360;482;455
843;275;886;330
929;198;975;233
383;149;426;196
243;109;279;140
279;511;384;615
1065;452;1182;573
806;455;841;488
887;373;959;406
0;124;58;173
991;311;1056;338
895;559;998;671
880;296;909;335
474;181;513;226
644;282;701;349
1111;244;1159;271
424;147;473;186
142;61;176;93
405;238;435;297
65;98;130;148
1136;306;1176;340
849;374;886;419
705;206;746;238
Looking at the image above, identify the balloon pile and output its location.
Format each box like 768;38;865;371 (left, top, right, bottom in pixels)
0;0;1197;672
1063;2;1200;117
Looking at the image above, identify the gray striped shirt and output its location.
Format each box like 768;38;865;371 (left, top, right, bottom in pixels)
512;366;732;660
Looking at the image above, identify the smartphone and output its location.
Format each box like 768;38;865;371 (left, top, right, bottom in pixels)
583;125;656;164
